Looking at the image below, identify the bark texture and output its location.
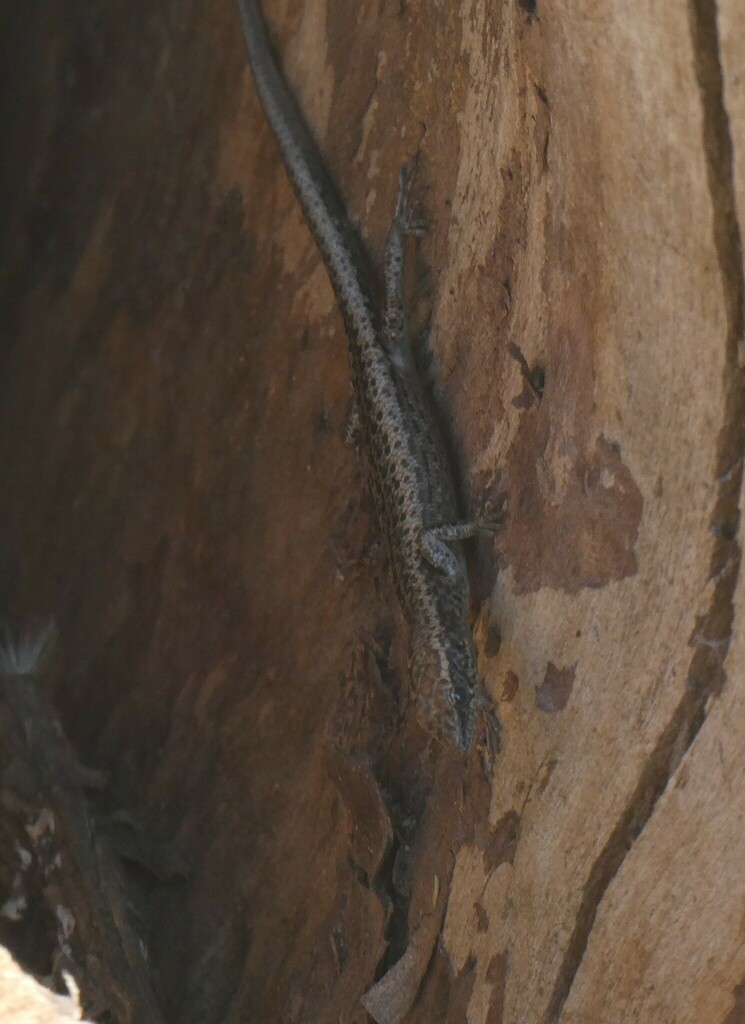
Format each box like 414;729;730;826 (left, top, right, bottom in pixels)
0;1;744;1022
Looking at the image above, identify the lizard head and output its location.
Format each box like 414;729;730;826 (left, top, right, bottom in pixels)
409;636;478;753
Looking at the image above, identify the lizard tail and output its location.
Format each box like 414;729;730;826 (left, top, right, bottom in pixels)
237;0;380;343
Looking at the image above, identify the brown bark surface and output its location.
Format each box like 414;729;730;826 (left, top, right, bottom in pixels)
0;1;743;1022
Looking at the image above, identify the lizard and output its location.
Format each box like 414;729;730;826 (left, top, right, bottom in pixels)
237;0;500;755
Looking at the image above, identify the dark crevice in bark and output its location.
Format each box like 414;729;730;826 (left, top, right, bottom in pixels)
687;0;745;632
544;686;709;1024
546;4;745;1020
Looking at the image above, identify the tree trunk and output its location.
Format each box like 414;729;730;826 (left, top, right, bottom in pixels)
1;1;743;1022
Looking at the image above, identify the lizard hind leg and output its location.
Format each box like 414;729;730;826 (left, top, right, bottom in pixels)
393;160;427;236
383;161;426;371
419;506;504;575
419;520;487;573
419;527;466;577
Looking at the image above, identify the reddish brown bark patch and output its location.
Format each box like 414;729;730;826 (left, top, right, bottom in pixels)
500;670;520;703
485;952;508;1024
482;811;521;873
325;749;393;879
503;426;643;594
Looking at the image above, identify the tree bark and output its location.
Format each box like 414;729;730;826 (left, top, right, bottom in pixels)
1;1;744;1022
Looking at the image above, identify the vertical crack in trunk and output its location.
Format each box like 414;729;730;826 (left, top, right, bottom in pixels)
545;4;745;1020
544;687;709;1024
687;0;745;599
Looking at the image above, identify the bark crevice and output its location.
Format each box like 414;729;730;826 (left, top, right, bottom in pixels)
544;7;745;1018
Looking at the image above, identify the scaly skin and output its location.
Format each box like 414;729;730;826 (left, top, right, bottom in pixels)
238;0;500;753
